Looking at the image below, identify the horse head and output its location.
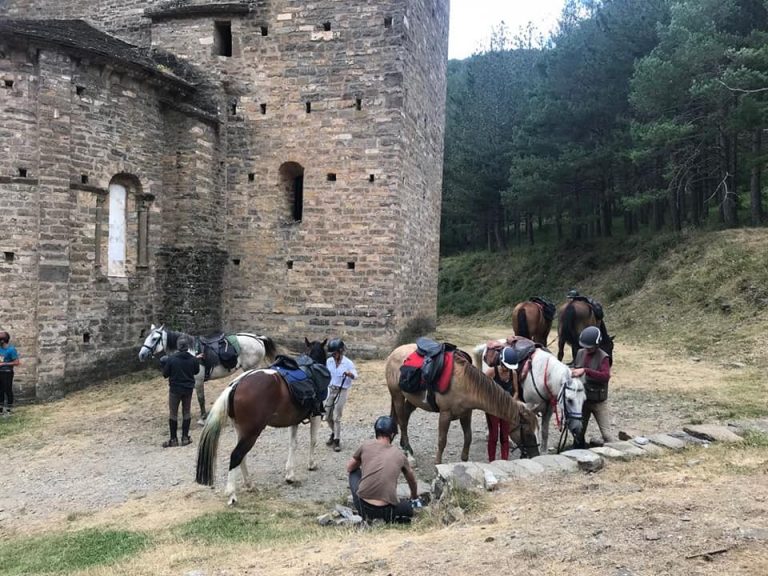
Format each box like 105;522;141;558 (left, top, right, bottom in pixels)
304;337;328;365
562;373;587;442
139;324;165;361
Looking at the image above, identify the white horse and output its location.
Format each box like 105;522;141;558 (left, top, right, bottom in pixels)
138;324;277;420
475;341;586;453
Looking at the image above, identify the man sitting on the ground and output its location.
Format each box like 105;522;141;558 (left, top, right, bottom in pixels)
347;416;421;524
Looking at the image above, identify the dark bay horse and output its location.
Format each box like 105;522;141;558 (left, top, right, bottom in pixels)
557;300;614;365
195;338;327;505
512;300;554;347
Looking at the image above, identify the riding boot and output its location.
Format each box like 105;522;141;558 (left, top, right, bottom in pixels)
326;433;335;446
163;419;179;448
333;438;341;452
181;418;191;440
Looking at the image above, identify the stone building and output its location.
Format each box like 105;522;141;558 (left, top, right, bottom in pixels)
0;1;449;401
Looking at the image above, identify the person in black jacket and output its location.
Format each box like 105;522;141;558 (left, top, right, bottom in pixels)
160;335;200;447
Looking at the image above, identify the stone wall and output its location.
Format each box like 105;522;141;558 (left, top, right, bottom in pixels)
0;38;223;399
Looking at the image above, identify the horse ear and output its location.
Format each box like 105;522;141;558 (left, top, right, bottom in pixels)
322;338;328;347
150;323;156;330
304;337;311;347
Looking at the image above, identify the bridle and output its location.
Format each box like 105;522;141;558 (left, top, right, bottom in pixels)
140;328;166;357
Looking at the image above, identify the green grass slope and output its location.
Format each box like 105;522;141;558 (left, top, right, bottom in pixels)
439;228;768;367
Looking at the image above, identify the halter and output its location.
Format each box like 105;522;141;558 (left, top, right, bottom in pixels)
140;327;166;357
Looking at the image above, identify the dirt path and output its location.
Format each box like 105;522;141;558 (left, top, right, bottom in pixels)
0;323;739;539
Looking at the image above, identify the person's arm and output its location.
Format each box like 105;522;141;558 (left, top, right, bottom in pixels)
402;461;418;500
161;357;172;378
343;358;357;380
346;455;361;474
583;356;610;383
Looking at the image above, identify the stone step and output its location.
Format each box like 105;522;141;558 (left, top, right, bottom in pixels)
605;441;648;458
648;433;686;450
560;449;604;472
683;424;744;443
532;454;580;473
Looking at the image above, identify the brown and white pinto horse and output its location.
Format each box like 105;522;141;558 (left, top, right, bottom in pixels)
512;301;554;347
195;338;327;505
557;300;614;365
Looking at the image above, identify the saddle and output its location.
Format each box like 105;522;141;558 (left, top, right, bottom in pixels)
271;354;330;417
400;338;468;411
196;333;240;380
484;335;537;368
530;296;556;322
571;296;604;320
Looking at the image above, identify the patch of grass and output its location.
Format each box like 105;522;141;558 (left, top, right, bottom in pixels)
740;429;768;448
0;529;149;575
0;409;33;440
174;510;315;545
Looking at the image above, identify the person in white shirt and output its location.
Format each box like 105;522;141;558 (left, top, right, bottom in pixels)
324;338;358;452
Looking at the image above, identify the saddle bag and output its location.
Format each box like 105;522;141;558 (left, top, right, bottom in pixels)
584;380;608;403
399;364;424;394
218;340;238;370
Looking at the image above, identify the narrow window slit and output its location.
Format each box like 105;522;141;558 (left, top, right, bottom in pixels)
261;26;268;36
369;174;375;183
327;173;336;182
81;174;89;184
305;101;311;114
322;21;331;31
3;80;13;88
286;260;294;270
248;173;255;182
3;251;14;262
83;332;91;343
384;17;393;28
232;258;241;266
18;168;27;178
76;85;85;96
355;98;362;111
214;21;233;57
260;103;267;114
230;102;237;116
347;262;355;270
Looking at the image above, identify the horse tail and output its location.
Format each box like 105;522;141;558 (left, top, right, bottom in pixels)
561;303;578;346
195;384;232;486
260;335;277;364
517;307;530;339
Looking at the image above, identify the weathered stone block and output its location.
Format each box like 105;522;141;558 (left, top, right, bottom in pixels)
532;454;579;473
491;459;546;478
561;449;604;472
605;441;648;457
683;425;744;443
590;446;629;460
648;433;686;450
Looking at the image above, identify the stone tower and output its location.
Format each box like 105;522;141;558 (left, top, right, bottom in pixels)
0;0;449;399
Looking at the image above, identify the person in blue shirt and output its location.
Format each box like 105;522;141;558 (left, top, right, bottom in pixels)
324;338;358;452
0;331;20;417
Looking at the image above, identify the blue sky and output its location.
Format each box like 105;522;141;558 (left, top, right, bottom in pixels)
448;0;567;59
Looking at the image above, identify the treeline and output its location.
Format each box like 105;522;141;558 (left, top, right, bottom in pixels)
442;0;768;253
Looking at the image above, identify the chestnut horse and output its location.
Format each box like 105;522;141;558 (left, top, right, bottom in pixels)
557;300;614;365
512;301;554;347
385;343;540;465
195;338;327;505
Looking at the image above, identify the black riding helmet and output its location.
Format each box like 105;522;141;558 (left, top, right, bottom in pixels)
579;326;602;348
0;331;9;344
328;338;345;353
374;415;397;439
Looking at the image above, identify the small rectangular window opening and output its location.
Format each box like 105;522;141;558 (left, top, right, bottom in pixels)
369;174;375;183
384;16;393;28
261;25;268;36
305;101;311;114
81;174;89;184
230;101;237;116
3;80;13;89
347;261;355;270
76;85;85;96
260;103;267;114
248;173;255;182
83;332;91;343
322;21;331;31
286;260;294;270
232;258;241;266
3;251;14;262
18;168;27;178
214;21;233;57
327;173;336;182
355;98;362;111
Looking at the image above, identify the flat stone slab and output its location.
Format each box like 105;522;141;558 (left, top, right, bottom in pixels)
633;441;665;456
491;459;546;478
397;480;432;500
683;424;744;443
618;428;645;441
435;462;486;491
532;454;579;473
476;462;512;481
648;433;686;450
561;449;604;472
605;441;647;457
591;446;630;460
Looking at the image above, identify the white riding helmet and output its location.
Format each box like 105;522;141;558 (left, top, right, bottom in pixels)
500;347;519;370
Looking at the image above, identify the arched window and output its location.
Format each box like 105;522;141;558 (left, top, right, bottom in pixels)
279;162;304;222
107;182;127;276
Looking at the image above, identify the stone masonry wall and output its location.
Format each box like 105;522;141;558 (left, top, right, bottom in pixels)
0;37;223;399
149;0;447;355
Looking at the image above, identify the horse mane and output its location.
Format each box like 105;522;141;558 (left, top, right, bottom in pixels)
453;354;523;427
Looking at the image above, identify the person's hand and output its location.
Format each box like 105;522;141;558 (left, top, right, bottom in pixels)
410;497;424;509
571;368;585;377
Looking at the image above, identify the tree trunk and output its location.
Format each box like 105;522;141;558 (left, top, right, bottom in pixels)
722;131;738;227
750;128;763;226
526;212;534;246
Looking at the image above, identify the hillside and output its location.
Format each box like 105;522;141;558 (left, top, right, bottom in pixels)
439;228;768;367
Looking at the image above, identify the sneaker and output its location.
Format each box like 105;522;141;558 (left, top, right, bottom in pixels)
181;436;192;446
162;438;179;448
197;412;208;426
333;439;341;452
326;434;335;446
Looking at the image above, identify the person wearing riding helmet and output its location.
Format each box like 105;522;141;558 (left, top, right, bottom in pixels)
482;346;517;461
0;331;20;417
324;337;358;452
571;325;614;446
347;415;420;524
160;335;200;448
